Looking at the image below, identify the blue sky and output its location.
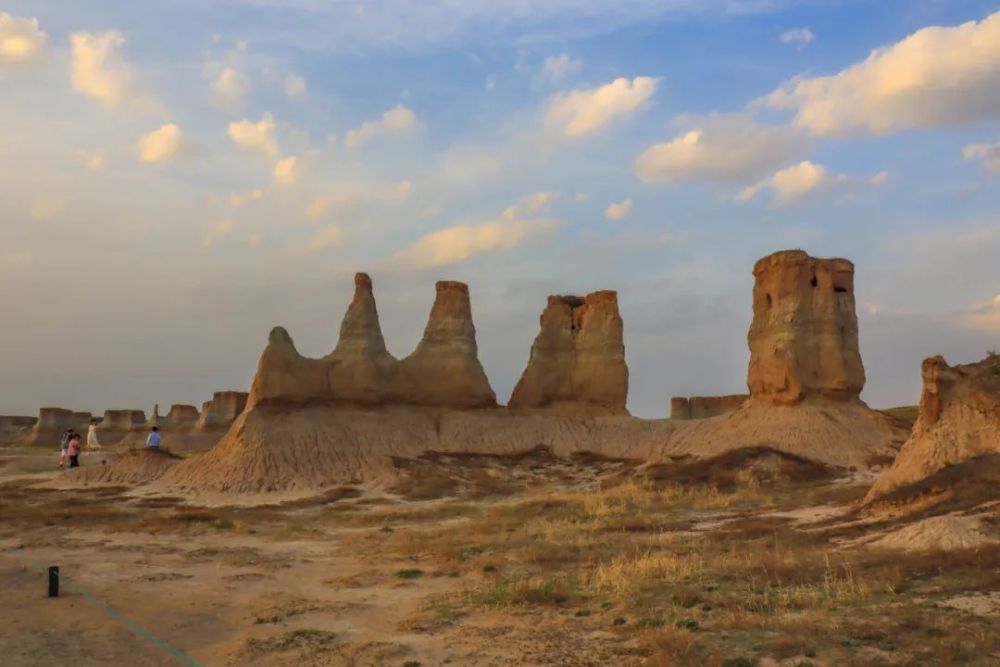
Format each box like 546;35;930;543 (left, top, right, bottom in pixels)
1;0;998;417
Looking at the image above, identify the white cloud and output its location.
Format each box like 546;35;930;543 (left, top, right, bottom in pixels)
503;192;556;219
29;197;66;221
963;138;1000;173
272;156;298;185
286;73;307;100
203;219;235;248
137;123;182;163
634;113;806;185
0;12;47;68
345;104;419;149
574;192;589;202
485;75;496;92
79;151;104;171
764;11;1000;136
307;226;346;252
392;200;558;268
780;27;814;46
212;66;248;107
227;114;279;156
962;294;1000;333
869;170;890;187
70;30;134;107
230;189;263;207
542;53;582;82
391;180;413;198
604;197;633;221
738;161;828;205
545;76;658;137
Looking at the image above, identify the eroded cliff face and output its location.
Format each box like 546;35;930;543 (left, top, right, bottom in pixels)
671;395;748;420
747;250;865;404
324;273;398;405
198;391;249;429
247;327;331;409
392;281;497;408
100;410;146;432
509;291;628;415
866;354;1000;501
164;404;200;428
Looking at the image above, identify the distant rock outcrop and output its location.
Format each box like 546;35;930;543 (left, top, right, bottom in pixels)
17;408;86;445
163;404;200;429
747;250;865;404
0;415;37;443
671;395;748;420
197;391;249;430
324;272;398;405
100;410;146;433
509;292;628;415
865;354;1000;502
392;281;496;409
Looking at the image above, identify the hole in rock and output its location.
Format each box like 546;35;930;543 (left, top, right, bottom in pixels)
834;286;848;293
810;276;818;287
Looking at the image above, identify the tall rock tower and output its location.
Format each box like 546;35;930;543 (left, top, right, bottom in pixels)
509;291;629;415
392;281;497;408
747;250;866;404
325;273;398;404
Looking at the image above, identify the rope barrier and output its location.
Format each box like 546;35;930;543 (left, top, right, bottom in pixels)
2;553;202;667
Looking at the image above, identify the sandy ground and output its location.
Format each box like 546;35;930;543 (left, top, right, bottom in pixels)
2;447;998;667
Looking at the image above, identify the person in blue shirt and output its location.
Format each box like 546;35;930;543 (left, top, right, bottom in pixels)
146;426;161;449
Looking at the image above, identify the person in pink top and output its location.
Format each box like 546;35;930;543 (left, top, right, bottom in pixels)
66;432;81;468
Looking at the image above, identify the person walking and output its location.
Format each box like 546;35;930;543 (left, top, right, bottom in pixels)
86;418;101;451
146;426;161;450
67;432;81;468
58;428;72;467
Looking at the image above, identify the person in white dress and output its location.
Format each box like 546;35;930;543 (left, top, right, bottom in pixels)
86;418;101;451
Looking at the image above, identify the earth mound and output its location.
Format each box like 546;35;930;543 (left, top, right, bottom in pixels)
47;448;183;488
865;353;1000;503
509;291;629;415
151;406;676;496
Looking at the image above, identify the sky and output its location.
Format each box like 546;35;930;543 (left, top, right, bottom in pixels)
1;0;998;418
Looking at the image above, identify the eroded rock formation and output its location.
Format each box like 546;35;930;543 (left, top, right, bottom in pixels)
0;415;37;443
747;250;865;404
671;395;748;420
324;273;397;404
509;291;628;415
198;391;249;429
100;409;146;432
163;404;200;429
392;281;496;408
866;354;1000;501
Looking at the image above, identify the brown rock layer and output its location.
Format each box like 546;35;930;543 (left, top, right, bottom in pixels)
0;416;37;443
866;354;1000;502
324;272;397;404
671;395;748;420
747;250;865;404
509;291;628;415
392;281;496;408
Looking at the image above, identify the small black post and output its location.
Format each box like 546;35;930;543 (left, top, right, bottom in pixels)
48;566;59;597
